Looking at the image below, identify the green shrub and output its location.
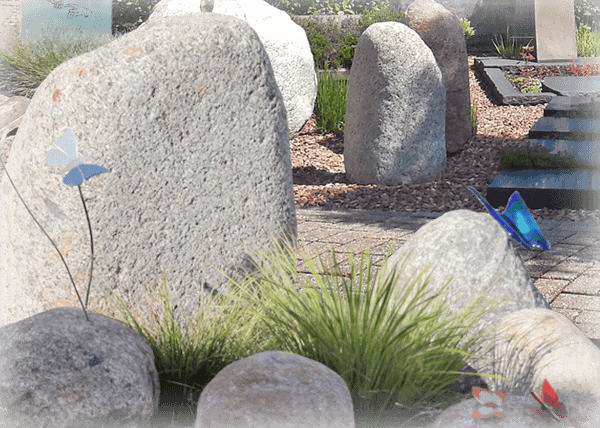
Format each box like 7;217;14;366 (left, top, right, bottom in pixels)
298;3;405;70
300;17;349;69
337;32;360;68
356;3;405;35
576;23;600;57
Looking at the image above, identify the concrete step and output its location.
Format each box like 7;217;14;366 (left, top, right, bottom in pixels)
522;138;599;169
486;170;599;210
527;117;600;141
486;95;600;210
543;94;600;119
527;97;600;166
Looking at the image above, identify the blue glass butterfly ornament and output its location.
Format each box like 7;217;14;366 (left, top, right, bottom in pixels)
468;187;551;250
46;128;109;186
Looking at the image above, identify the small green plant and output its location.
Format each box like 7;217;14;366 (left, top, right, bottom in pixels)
337;32;360;68
576;23;600;57
315;70;349;135
460;18;476;38
490;22;600;60
507;75;542;93
471;104;477;134
491;25;533;59
296;2;405;71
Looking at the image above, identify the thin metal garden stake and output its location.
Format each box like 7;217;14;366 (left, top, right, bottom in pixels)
0;128;109;322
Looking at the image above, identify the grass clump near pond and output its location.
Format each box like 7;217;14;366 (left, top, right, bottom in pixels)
91;231;510;428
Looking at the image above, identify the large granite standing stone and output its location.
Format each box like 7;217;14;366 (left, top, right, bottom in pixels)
143;0;318;139
344;21;446;186
0;13;296;333
403;0;473;154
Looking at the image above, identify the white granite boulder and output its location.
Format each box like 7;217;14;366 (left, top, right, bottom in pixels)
143;0;318;139
430;387;600;428
483;308;600;397
195;350;355;427
0;308;160;428
0;13;296;333
403;0;473;153
376;210;551;377
344;21;446;186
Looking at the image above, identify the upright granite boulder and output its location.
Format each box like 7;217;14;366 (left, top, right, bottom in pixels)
143;0;318;139
344;21;446;186
403;0;473;154
0;13;296;333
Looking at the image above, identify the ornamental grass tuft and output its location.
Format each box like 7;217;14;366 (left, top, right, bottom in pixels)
91;227;510;426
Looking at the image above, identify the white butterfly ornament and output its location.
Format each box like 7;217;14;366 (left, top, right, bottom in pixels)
46;128;108;186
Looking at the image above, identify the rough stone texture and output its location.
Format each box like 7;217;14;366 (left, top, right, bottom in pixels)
430;388;600;428
0;13;296;334
376;210;551;376
402;0;473;154
0;308;160;428
0;95;28;139
344;21;446;186
195;351;355;428
484;308;600;397
144;0;318;139
0;95;30;183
